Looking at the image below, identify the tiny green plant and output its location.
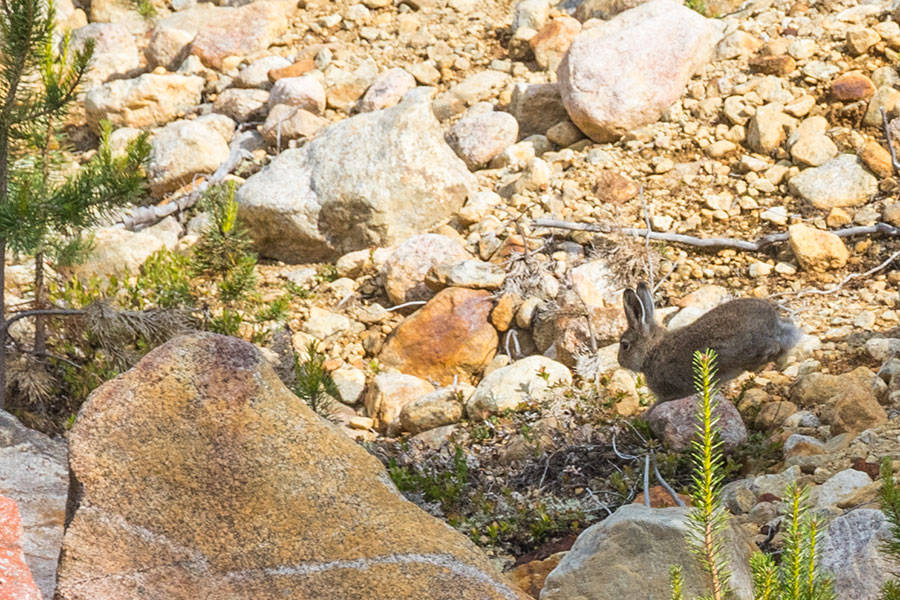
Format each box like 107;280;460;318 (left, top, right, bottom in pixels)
190;181;258;304
292;341;341;421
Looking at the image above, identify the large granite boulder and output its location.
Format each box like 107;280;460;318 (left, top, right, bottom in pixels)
56;333;526;600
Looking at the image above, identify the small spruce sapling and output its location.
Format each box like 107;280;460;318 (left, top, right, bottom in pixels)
686;349;731;600
190;181;257;304
292;341;341;421
674;349;835;600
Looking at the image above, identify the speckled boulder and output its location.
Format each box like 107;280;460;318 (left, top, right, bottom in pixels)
56;333;527;600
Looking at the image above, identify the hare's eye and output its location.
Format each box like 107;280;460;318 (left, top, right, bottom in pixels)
621;340;630;351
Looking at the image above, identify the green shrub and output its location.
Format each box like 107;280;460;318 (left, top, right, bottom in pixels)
291;341;340;420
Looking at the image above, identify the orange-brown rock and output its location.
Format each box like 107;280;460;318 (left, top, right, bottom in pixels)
529;17;581;71
594;170;639;204
748;54;796;75
268;58;316;82
824;387;888;435
491;293;523;332
0;496;41;600
859;140;894;178
379;288;498;385
631;485;692;508
831;71;876;102
56;333;526;600
508;552;566;599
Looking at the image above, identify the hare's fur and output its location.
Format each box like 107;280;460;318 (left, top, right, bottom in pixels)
618;282;800;402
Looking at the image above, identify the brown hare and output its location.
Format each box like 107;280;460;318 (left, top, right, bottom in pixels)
618;282;800;402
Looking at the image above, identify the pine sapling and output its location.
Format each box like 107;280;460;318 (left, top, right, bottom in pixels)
687;349;732;600
292;341;341;421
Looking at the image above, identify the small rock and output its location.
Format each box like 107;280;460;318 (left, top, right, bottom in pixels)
529;16;580;72
147;120;230;197
647;395;747;452
383;234;472;305
546;120;585;147
846;27;881;56
432;70;509;120
268;58;317;82
831;71;876;102
268;75;327;114
84;73;204;132
71;23;139;86
379;287;498;385
707;139;737;158
324;59;379;111
747;102;793;154
715;30;762;60
467;356;571;420
365;371;435;432
331;366;366;405
858;140;894;178
557;0;724;142
261;105;329;147
399;387;467;434
788;224;849;272
509;82;569;137
446;111;519;170
213;88;270;122
407;61;441;86
357;68;416;113
436;260;507;290
788;154;878;209
815;468;872;509
302;307;352;340
863;86;900;127
189;0;293;70
235;55;291;90
748;54;796;76
754;400;798;429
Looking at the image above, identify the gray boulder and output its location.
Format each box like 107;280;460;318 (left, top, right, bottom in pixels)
819;509;900;600
540;504;754;600
237;88;476;262
557;0;723;142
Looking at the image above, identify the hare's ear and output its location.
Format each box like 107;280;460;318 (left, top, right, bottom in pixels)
636;281;655;325
623;288;647;332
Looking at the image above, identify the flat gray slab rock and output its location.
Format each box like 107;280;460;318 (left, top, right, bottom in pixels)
0;412;68;600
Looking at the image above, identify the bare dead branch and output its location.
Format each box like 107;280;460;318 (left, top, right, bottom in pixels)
533;218;900;252
881;107;900;174
769;248;900;299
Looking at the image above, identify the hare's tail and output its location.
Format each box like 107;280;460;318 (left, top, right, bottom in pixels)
777;318;801;350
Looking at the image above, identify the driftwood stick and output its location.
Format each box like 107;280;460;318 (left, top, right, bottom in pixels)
532;219;900;252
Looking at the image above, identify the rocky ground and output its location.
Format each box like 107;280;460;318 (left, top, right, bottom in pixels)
4;0;900;597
